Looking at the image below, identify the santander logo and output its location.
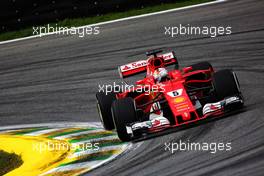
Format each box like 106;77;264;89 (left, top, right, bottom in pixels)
121;60;147;71
122;65;131;70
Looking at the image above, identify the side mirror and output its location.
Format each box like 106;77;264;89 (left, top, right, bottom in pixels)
183;66;193;73
136;79;145;85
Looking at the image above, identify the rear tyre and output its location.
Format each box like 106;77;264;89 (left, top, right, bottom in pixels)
96;92;116;130
212;69;241;100
190;61;213;71
112;97;137;142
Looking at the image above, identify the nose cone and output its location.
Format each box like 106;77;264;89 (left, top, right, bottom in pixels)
182;112;191;121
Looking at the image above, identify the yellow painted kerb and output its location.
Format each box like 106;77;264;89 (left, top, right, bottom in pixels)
0;134;74;176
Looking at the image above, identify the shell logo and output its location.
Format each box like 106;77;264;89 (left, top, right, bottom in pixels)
174;97;185;103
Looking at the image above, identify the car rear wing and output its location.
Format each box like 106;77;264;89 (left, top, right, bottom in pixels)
118;51;178;78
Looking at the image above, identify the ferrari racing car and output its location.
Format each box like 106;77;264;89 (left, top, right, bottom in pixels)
96;49;244;142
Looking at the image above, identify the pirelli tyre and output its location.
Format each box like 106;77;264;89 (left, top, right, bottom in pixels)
190;61;213;71
112;97;137;142
96;92;116;130
212;69;242;100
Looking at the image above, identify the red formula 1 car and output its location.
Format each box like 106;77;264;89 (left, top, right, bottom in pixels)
96;49;244;142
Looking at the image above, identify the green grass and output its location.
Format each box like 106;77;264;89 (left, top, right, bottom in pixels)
0;0;212;42
0;150;23;175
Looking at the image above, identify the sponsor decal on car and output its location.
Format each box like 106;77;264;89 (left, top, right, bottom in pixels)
167;89;183;97
174;97;185;103
120;60;147;72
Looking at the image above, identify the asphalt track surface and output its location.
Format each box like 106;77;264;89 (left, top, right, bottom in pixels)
0;0;264;175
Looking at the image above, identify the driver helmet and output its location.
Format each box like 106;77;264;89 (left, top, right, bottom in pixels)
153;67;168;82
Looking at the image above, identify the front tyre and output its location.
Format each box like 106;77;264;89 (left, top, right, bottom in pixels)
213;69;242;100
96;92;116;130
112;97;137;142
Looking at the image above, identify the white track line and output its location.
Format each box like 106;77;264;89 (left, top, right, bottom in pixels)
0;0;227;45
71;135;118;146
24;128;66;136
69;145;126;159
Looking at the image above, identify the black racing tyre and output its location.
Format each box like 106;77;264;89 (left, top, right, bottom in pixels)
190;61;213;71
112;97;137;142
96;92;116;130
212;69;241;100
